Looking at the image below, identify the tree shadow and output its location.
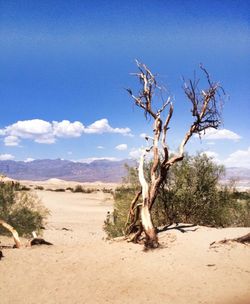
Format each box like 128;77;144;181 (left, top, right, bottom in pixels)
157;223;198;234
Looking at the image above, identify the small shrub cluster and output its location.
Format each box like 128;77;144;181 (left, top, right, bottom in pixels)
0;180;49;237
34;186;44;190
72;185;95;193
54;188;66;192
102;188;114;194
104;186;134;238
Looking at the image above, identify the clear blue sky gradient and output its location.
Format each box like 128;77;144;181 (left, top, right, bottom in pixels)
0;0;249;166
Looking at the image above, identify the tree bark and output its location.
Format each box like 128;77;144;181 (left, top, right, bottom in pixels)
0;219;21;248
138;150;159;248
126;61;224;248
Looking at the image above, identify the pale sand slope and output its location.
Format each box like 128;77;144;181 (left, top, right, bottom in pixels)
0;188;250;304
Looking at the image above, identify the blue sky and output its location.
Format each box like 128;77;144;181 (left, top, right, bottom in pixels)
0;0;249;167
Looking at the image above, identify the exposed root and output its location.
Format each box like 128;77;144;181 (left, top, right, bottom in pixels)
210;232;250;247
0;220;21;248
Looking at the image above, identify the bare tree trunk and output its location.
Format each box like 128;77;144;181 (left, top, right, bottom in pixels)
138;150;158;248
0;219;21;248
126;61;224;248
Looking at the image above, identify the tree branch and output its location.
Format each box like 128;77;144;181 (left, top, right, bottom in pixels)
0;220;21;248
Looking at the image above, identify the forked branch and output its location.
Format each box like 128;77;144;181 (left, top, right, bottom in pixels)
167;65;224;166
125;61;224;247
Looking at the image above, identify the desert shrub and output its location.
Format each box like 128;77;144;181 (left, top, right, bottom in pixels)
0;181;49;237
73;185;84;192
104;154;250;238
54;188;66;192
19;185;31;191
66;187;74;192
73;185;95;193
102;188;114;194
83;188;95;193
104;185;136;238
35;186;44;190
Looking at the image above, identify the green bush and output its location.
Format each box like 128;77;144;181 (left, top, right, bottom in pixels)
0;181;49;237
73;185;95;193
104;154;250;238
104;186;136;238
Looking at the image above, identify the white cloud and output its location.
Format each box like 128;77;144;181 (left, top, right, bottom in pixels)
97;146;104;149
196;128;241;141
202;147;250;168
24;158;35;162
0;154;15;160
129;148;143;159
85;118;131;135
224;147;250;168
0;118;131;145
201;151;219;158
115;144;128;151
6;119;52;137
140;133;147;139
34;135;56;144
52;120;84;137
4;135;20;146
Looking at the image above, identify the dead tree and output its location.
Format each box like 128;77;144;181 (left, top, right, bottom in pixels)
126;60;224;248
0;219;21;248
0;219;52;248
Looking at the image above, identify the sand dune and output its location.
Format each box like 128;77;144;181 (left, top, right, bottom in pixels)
0;184;250;304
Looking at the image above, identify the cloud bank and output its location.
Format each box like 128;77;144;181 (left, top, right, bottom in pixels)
0;118;131;146
203;147;250;168
0;154;15;160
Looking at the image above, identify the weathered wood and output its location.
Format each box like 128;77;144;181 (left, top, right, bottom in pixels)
126;61;224;248
234;233;250;243
211;233;250;246
0;219;21;248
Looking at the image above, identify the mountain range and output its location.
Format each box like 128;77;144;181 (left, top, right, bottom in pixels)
0;159;135;183
0;159;250;187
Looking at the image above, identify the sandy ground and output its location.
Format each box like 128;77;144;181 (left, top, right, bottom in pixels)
0;185;250;304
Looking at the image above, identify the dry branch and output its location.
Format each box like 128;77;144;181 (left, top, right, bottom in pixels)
210;233;250;246
0;219;21;248
0;219;53;249
126;61;224;247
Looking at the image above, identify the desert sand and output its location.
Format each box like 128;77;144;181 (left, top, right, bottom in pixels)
0;182;250;304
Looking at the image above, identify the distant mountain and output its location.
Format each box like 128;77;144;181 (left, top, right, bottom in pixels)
223;167;250;180
0;159;249;188
221;167;250;190
0;159;136;183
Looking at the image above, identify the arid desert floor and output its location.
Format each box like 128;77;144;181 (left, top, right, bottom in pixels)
0;180;250;304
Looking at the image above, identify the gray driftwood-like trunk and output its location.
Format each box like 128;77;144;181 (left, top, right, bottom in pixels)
125;61;225;248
